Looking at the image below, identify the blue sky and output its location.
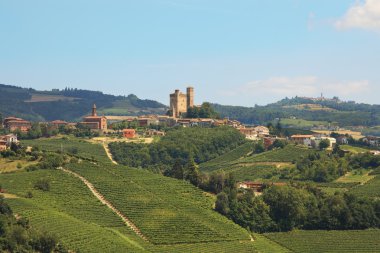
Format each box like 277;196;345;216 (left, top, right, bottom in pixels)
1;0;379;106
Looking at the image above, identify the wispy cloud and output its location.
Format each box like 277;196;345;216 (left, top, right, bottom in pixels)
219;76;370;102
335;0;380;31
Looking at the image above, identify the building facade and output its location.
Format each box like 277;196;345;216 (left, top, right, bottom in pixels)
80;104;107;130
169;87;194;118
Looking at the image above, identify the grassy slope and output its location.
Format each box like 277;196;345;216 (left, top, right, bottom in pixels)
200;142;253;172
240;145;317;163
22;137;110;163
264;230;380;253
67;161;251;244
349;175;380;199
0;169;147;253
6;138;288;252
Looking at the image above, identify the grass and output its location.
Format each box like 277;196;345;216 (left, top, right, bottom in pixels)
228;164;291;182
280;118;331;128
21;137;110;163
314;130;364;140
67;161;251;245
200;142;253;172
349;175;380;199
240;145;318;163
24;94;79;103
340;145;370;153
264;229;380;253
283;104;336;112
0;158;38;173
335;170;375;184
0;169;147;252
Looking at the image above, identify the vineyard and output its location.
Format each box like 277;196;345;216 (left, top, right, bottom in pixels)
228;164;290;182
264;230;380;253
0;169;147;252
240;145;318;163
67;161;251;244
349;175;380;199
200;142;253;172
22;137;110;163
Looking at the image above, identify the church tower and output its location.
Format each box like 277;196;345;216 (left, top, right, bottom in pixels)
92;104;97;116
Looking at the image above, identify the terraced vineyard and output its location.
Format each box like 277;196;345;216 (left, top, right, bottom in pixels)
0;169;147;252
229;164;290;182
200;142;253;171
264;230;380;253
349;175;380;199
67;161;251;245
22;137;110;163
240;145;318;163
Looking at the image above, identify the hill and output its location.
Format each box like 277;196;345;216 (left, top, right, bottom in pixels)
0;83;167;121
0;137;292;252
212;96;380;127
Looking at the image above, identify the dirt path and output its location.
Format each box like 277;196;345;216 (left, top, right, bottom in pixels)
102;142;118;165
57;167;147;241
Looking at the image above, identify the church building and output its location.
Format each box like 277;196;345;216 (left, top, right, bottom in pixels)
80;104;107;130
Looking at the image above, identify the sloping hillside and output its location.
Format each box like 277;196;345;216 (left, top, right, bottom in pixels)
0;84;167;121
212;97;380;126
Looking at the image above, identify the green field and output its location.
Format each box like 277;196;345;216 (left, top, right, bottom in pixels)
335;170;374;184
229;164;292;182
67;161;251;244
265;230;380;253
22;137;110;163
200;142;253;171
280;118;332;128
349;175;380;199
0;169;147;252
340;145;370;154
240;145;318;163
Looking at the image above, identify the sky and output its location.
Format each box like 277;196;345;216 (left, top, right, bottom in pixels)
1;0;380;106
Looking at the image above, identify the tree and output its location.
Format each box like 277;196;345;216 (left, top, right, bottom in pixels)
215;192;230;215
319;139;330;150
253;141;265;154
171;159;184;180
185;156;201;186
263;186;309;231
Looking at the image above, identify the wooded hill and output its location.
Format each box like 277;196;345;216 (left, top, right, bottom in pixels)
212;97;380;127
0;84;167;121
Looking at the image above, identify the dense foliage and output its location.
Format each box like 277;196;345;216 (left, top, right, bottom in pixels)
0;84;166;121
186;102;220;119
216;183;380;233
109;126;246;171
0;196;66;252
212;96;380;126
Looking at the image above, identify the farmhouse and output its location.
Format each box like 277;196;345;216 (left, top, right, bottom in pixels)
50;120;68;129
122;129;136;139
3;117;31;132
238;181;287;195
311;137;336;149
362;136;380;147
291;135;314;147
146;129;165;137
0;134;18;151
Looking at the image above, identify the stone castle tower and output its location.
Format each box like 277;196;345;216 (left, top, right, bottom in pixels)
170;87;194;118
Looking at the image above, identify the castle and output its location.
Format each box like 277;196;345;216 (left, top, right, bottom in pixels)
169;87;194;118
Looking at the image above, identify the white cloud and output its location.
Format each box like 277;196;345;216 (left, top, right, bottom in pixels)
335;0;380;31
220;76;370;103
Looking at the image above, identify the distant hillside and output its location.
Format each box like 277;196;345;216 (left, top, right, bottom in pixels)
212;97;380;127
0;84;168;121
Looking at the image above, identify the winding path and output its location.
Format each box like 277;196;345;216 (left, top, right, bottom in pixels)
57;167;147;241
103;142;118;165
